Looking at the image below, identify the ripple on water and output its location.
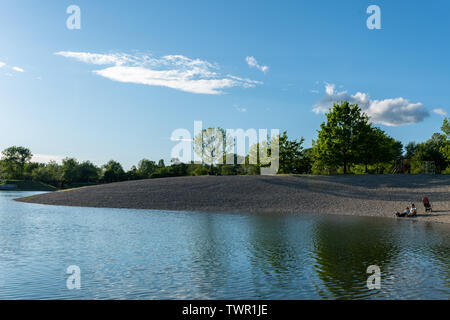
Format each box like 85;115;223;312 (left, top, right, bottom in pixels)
0;192;449;299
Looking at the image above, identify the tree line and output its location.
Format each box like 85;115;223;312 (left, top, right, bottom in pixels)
1;101;449;188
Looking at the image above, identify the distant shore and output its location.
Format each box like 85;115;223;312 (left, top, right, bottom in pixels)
0;180;57;191
15;175;450;224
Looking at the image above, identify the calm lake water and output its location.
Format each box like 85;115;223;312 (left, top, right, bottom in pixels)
0;191;449;300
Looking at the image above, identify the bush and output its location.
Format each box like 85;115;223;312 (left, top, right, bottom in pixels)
220;165;235;175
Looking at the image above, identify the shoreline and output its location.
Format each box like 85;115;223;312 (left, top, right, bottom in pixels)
15;175;450;224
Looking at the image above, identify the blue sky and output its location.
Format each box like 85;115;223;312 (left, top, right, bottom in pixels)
1;0;449;168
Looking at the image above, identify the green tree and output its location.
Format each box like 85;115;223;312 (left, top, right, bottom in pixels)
194;127;232;173
101;160;125;183
277;131;305;174
410;133;447;173
439;118;450;173
137;159;157;178
314;102;370;174
78;161;99;183
31;161;62;187
442;117;450;136
61;158;80;185
126;166;140;180
358;128;403;173
1;146;33;179
405;142;418;159
157;159;165;168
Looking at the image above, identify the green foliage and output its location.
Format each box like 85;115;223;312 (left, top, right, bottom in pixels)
314;101;402;174
408;133;448;173
405;142;418;159
442;117;450;136
61;158;80;185
440;118;450;171
193;127;232;174
191;165;209;176
277;131;305;174
101;160;126;183
78;161;100;183
2;114;449;187
220;165;236;175
246;131;310;174
1;146;33;179
314;102;371;174
137;159;157;179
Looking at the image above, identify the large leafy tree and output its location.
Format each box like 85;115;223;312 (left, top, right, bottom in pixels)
314;102;370;174
78;161;99;183
194;127;232;173
247;132;308;174
137;159;157;179
405;142;418;159
277;131;305;174
410;133;447;173
1;146;33;179
358;128;403;173
61;158;80;185
440;118;450;168
101;160;125;183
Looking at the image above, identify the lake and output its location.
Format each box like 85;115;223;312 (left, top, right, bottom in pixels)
0;191;449;299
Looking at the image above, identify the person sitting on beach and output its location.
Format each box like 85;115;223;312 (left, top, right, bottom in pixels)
395;207;409;217
407;204;417;217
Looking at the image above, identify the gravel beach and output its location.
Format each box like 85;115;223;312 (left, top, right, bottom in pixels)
15;175;450;224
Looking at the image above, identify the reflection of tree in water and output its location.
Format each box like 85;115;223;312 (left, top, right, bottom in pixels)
247;216;307;295
422;222;450;292
429;245;450;290
187;214;231;297
312;217;400;299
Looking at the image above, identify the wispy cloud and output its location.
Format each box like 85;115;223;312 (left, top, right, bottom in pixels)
0;61;25;74
433;108;447;117
12;66;24;72
313;83;429;126
245;56;268;73
55;51;262;95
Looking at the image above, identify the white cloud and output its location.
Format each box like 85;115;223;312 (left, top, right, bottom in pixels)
55;51;132;66
433;108;447;117
0;62;5;68
313;83;429;126
55;51;262;95
32;154;64;164
12;66;24;72
245;56;269;73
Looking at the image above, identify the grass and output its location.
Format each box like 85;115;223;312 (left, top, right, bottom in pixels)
0;179;58;191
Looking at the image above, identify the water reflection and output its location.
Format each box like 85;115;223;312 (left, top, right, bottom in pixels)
0;192;449;299
311;216;400;299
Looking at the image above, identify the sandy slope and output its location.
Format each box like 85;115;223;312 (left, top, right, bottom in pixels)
16;175;450;224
